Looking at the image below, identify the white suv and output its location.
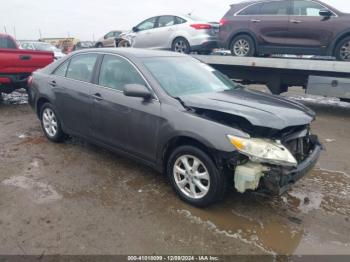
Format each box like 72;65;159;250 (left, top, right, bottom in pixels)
118;14;219;54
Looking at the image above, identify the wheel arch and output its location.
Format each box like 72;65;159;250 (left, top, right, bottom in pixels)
36;96;51;118
329;30;350;56
160;135;218;174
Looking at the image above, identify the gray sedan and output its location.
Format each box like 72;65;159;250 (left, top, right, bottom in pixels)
28;48;321;207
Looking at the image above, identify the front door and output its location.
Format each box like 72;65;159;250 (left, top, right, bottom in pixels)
288;0;335;49
132;17;158;48
91;54;161;162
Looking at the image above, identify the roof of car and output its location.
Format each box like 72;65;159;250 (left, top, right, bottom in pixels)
76;48;187;58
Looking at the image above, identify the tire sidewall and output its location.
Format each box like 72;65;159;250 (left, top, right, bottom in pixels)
172;37;190;54
230;35;255;57
40;103;64;142
167;146;223;207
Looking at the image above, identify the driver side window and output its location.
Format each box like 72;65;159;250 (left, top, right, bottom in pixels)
137;17;157;31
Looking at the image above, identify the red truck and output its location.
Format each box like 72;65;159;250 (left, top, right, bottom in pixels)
0;33;54;95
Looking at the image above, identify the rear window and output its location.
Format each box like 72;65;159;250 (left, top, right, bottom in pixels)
0;36;17;49
238;4;260;15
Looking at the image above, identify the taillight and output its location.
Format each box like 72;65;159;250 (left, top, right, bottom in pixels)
190;24;212;30
27;75;33;87
219;18;228;26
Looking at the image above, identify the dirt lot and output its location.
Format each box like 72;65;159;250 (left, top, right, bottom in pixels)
0;88;349;256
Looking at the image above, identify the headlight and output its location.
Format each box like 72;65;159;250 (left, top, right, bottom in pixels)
227;135;297;166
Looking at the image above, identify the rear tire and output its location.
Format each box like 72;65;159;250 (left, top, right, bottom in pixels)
334;36;350;61
172;37;190;54
167;145;227;207
230;35;255;57
40;103;66;143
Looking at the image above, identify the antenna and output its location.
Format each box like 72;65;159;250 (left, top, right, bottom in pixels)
187;9;195;16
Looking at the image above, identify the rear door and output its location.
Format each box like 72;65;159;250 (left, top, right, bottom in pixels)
91;54;161;162
288;0;335;48
248;0;290;46
149;16;177;49
52;53;98;137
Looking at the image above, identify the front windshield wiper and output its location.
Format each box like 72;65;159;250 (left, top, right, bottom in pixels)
174;97;193;111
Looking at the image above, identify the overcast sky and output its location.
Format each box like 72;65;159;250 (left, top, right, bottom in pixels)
0;0;348;41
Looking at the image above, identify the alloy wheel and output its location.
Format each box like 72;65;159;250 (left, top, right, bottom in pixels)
233;39;250;56
173;155;210;199
340;41;350;60
42;108;58;138
174;40;188;53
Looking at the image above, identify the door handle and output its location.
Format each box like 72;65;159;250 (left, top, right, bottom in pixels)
168;28;174;31
20;55;31;60
49;80;57;87
290;19;302;24
92;93;103;101
251;19;261;23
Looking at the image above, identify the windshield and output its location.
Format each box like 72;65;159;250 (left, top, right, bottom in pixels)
34;42;56;51
142;57;238;97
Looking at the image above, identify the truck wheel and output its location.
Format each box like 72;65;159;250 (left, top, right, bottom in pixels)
96;43;103;48
335;37;350;61
40;103;66;143
167;145;227;207
230;35;255;57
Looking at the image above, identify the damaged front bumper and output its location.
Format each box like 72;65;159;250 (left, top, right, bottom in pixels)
234;135;323;195
261;140;322;195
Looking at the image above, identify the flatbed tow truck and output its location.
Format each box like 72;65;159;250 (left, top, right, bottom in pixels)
194;55;350;100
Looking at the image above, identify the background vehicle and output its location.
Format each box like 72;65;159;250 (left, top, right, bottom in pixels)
73;41;95;51
119;14;219;54
0;34;54;95
219;0;350;61
19;41;65;60
96;31;123;47
28;49;321;207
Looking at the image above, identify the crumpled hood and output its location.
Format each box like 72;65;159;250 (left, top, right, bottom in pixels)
180;88;315;130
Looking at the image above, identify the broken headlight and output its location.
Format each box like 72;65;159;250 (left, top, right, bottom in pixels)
227;135;297;167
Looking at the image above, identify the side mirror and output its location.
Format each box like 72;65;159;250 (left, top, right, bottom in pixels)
132;27;139;32
123;84;152;99
319;9;333;17
104;35;108;39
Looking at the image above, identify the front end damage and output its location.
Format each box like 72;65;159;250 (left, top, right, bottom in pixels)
179;89;322;195
234;133;322;195
192;108;322;195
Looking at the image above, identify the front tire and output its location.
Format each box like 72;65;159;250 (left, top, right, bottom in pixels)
335;36;350;61
40;103;66;143
172;37;190;54
96;43;103;48
230;35;255;57
118;39;131;48
167;146;226;207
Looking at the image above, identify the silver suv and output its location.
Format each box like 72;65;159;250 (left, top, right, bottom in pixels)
118;14;219;54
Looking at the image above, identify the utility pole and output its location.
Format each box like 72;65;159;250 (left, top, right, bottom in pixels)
3;26;7;34
39;29;42;40
13;26;16;39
